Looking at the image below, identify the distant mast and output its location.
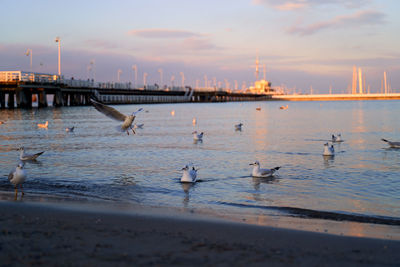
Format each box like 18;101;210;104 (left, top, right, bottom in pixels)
352;65;357;94
255;53;259;81
358;68;363;94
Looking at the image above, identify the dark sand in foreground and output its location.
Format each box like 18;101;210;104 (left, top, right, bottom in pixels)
1;201;399;266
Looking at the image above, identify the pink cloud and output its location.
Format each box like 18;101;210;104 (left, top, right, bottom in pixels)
128;29;200;39
287;10;385;35
253;0;370;10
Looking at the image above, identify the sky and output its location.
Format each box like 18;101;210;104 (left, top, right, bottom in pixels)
0;0;399;93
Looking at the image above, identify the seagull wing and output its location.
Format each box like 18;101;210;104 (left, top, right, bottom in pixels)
90;99;126;122
8;170;14;181
133;108;143;116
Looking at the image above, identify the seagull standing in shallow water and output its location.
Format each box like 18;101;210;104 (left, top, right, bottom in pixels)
181;165;198;183
250;161;280;178
323;143;335;156
8;163;27;198
381;138;400;148
18;147;44;161
90;98;143;135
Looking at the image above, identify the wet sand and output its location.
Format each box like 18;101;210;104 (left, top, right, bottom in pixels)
1;201;399;266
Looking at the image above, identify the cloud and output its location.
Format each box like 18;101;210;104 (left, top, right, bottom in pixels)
287;10;386;35
253;0;370;10
128;29;200;39
181;37;221;51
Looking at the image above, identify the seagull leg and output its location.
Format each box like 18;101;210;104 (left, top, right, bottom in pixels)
126;130;129;135
20;184;24;196
14;186;18;200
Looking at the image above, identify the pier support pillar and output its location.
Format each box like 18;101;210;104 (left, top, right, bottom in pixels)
16;90;32;108
53;91;64;107
0;92;5;109
7;92;15;108
38;90;48;108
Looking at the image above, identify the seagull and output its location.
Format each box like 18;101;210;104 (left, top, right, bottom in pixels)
279;105;288;110
37;121;48;129
192;131;204;142
90;98;143;135
323;143;335;156
65;126;75;132
249;161;280;178
332;134;343;142
235;123;243;131
18;147;44;161
181;165;198;183
0;121;5;124
381;138;400;148
8;162;27;197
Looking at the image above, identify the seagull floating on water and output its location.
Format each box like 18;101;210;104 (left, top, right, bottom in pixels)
235;123;243;131
65;126;75;132
37;121;48;129
18;147;44;161
181;165;198;183
323;143;335;156
279;105;288;110
249;161;280;178
332;134;343;142
192;131;204;142
381;138;400;148
90;98;143;135
8;162;27;197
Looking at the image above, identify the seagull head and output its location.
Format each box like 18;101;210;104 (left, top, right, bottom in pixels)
17;147;24;152
182;165;189;171
17;162;25;169
249;161;260;166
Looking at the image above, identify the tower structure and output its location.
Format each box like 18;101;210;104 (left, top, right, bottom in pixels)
358;68;363;94
352;65;357;94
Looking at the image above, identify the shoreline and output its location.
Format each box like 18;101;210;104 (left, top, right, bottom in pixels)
1;200;399;266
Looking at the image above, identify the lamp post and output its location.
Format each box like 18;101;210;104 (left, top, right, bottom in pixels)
132;65;137;88
180;72;185;88
171;75;175;87
158;68;163;86
55;37;61;75
143;72;148;88
117;69;122;82
25;49;32;72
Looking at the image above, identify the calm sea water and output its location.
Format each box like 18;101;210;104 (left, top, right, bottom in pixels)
1;100;399;226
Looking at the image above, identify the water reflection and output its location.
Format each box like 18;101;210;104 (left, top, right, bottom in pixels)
252;176;278;191
322;155;335;168
181;182;195;207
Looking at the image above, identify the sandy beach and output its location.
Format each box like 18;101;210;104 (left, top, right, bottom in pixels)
0;201;399;266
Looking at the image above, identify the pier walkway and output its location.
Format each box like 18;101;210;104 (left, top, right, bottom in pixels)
0;71;270;108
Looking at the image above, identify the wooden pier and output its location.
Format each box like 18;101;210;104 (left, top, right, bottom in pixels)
0;71;271;109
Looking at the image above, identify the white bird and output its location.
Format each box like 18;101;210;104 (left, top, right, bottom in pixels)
332;134;343;142
381;138;400;148
90;98;143;135
235;123;243;131
18;147;44;161
323;143;335;156
65;126;75;132
181;165;198;183
37;121;48;129
192;131;204;141
8;162;27;197
249;161;280;178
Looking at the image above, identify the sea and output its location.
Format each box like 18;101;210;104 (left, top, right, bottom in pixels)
1;100;399;238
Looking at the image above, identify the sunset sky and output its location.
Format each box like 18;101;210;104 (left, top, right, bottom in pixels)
1;0;399;93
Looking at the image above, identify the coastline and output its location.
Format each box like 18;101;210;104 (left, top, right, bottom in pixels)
1;200;399;266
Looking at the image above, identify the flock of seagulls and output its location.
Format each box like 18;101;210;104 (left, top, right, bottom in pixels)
4;99;400;193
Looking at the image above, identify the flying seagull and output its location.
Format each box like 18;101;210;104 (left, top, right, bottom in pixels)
90;98;143;135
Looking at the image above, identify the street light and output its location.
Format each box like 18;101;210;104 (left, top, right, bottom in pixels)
132;65;137;88
143;73;148;88
54;37;61;75
158;68;163;86
25;49;32;72
117;69;122;82
180;72;185;88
